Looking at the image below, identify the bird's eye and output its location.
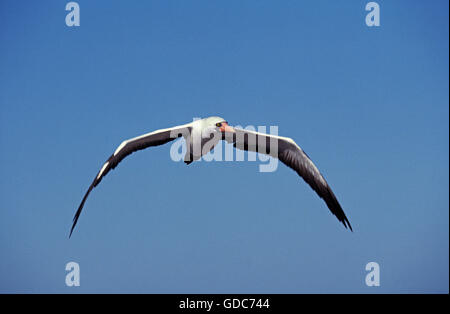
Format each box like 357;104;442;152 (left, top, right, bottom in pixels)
216;123;222;127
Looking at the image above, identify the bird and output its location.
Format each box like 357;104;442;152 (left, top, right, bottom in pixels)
70;116;352;237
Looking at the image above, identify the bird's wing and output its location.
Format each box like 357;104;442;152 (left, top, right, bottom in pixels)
70;123;192;237
231;128;352;231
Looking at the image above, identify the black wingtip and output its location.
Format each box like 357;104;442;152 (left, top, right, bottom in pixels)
336;210;352;232
347;220;353;232
344;218;353;232
69;183;95;239
324;187;353;232
69;212;80;238
69;227;74;239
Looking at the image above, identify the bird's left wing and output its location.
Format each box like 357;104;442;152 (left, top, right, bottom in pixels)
231;128;352;231
70;123;192;237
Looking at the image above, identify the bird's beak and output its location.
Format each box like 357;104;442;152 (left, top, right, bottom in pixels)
219;122;235;133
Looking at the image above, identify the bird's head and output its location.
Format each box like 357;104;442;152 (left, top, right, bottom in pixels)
203;116;235;135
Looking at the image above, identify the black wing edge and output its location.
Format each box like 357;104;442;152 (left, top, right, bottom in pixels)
69;183;94;238
69;154;115;238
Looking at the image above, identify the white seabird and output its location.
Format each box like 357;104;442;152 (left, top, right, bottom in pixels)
70;116;352;237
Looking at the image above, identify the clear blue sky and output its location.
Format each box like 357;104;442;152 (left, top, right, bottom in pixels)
0;0;448;293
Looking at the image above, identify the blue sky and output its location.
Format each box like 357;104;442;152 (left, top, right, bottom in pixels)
0;0;448;293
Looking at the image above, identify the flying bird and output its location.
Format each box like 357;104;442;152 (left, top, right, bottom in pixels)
70;116;352;237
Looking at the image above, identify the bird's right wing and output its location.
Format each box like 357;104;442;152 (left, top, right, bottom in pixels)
70;123;192;237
